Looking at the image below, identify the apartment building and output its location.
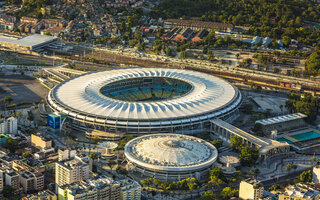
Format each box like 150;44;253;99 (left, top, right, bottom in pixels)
31;133;52;150
239;178;264;200
120;179;142;200
0;117;18;135
55;158;90;192
57;176;121;200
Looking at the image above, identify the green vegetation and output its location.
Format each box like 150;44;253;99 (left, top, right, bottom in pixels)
199;191;214;200
119;134;134;149
230;136;259;166
269;184;283;191
207;167;226;188
285;93;319;123
152;0;320;49
89;153;98;160
140;177;199;192
306;52;320;74
6;137;18;153
300;170;312;182
285;163;297;171
211;138;223;148
240;146;259;166
252;123;264;137
221;187;238;200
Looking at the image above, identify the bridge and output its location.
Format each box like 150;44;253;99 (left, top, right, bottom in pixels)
41;64;86;82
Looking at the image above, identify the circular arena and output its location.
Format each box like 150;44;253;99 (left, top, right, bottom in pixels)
124;133;218;181
47;68;242;136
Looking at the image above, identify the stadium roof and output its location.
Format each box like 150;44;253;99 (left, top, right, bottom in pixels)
124;133;218;172
49;68;240;121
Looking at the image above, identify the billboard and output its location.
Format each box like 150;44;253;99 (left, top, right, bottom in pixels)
47;113;61;129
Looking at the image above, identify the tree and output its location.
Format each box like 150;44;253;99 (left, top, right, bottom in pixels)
252;123;264;137
208;174;224;188
2;185;14;198
282;36;291;47
141;178;153;187
199;191;214;200
221;187;238;200
6;137;18;153
300;170;312;182
240;146;259;166
235;53;240;59
306;52;320;74
22;152;30;158
211;138;223;148
186;178;198;192
230;136;242;152
269;184;283;191
285;163;297;171
89;153;98;160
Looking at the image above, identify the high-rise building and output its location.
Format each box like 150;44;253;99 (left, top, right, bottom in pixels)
0;117;18;135
120;179;142;200
239;178;264;200
57;176;120;200
55;158;89;192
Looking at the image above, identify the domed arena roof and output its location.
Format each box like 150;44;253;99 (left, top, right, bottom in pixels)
48;68;241;122
124;133;218;172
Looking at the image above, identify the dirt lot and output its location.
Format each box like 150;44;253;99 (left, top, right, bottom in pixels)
0;75;49;103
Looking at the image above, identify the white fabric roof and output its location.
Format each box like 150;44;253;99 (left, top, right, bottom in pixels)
124;133;218;171
51;68;238;120
256;113;307;126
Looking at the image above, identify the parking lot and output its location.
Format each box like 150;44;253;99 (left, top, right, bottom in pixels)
0;75;49;103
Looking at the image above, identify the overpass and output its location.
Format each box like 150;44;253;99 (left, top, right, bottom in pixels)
210;118;290;160
41;64;86;82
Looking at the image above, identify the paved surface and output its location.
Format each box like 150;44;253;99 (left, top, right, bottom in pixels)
0;75;49;103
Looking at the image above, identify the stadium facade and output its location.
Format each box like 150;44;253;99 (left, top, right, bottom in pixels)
47;68;242;136
124;133;218;181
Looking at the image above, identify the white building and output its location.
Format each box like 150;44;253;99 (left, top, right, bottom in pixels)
120;179;142;200
313;165;320;184
0;117;18;135
124;134;218;181
55;158;90;192
58;149;76;161
239;178;264;200
57;176;121;200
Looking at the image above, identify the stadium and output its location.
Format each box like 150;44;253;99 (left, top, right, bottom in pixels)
47;68;242;136
124;133;218;181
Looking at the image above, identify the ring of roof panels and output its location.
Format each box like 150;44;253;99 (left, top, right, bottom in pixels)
124;133;218;172
47;68;242;131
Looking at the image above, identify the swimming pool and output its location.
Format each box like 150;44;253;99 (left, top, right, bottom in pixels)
277;130;320;144
277;137;293;144
290;131;320;141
